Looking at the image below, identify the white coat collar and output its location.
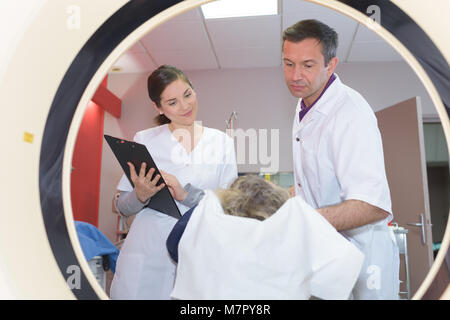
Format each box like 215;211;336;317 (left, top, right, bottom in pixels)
294;74;343;129
312;73;343;116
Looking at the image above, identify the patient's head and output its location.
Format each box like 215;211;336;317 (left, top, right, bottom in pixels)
215;175;290;221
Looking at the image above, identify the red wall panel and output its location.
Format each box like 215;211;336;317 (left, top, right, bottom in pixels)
70;101;104;226
71;76;121;227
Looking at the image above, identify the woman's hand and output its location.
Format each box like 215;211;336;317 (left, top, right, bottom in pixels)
160;170;187;202
128;162;165;203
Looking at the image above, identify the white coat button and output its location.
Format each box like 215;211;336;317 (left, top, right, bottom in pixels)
296;137;300;142
297;183;302;188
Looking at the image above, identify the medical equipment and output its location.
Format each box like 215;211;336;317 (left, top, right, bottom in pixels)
87;256;107;291
389;223;410;299
225;111;238;134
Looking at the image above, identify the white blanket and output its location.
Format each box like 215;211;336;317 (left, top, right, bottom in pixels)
171;190;364;300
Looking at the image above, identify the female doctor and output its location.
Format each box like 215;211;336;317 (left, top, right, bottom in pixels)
109;65;238;299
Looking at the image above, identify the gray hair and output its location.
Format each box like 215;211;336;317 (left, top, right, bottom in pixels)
282;19;338;66
215;175;290;221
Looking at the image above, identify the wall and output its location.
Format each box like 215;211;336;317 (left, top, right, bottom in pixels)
97;61;437;240
71;101;104;226
336;62;437;117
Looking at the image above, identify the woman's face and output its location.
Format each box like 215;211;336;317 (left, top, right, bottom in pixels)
158;78;198;127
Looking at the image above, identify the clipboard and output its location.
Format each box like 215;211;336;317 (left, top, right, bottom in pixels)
104;134;182;219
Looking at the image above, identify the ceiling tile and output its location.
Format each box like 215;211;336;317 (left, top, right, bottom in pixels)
282;0;353;28
112;0;407;73
150;49;218;71
347;41;403;62
354;23;384;42
205;15;281;49
166;7;203;23
140;19;218;70
111;52;157;73
126;41;146;54
216;46;282;69
141;20;212;52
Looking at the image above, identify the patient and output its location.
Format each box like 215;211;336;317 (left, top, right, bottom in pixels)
215;174;290;221
166;175;364;300
166;175;288;261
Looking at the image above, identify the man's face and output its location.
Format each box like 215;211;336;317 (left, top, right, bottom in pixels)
282;38;337;106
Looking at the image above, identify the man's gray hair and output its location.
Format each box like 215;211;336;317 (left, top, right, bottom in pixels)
282;19;338;66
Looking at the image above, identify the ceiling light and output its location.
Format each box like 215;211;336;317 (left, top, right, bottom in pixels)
201;0;277;19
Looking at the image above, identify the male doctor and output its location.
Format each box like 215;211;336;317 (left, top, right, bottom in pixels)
283;19;399;299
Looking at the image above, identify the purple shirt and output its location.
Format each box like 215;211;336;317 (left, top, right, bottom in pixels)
299;73;336;122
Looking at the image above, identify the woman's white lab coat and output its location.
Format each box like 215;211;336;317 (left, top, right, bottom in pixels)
292;74;400;299
110;124;238;299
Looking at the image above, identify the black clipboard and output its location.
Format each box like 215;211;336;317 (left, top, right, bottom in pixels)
104;134;182;219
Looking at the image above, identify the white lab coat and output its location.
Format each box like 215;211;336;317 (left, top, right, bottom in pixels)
292;74;399;299
110;124;238;300
171;190;365;300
